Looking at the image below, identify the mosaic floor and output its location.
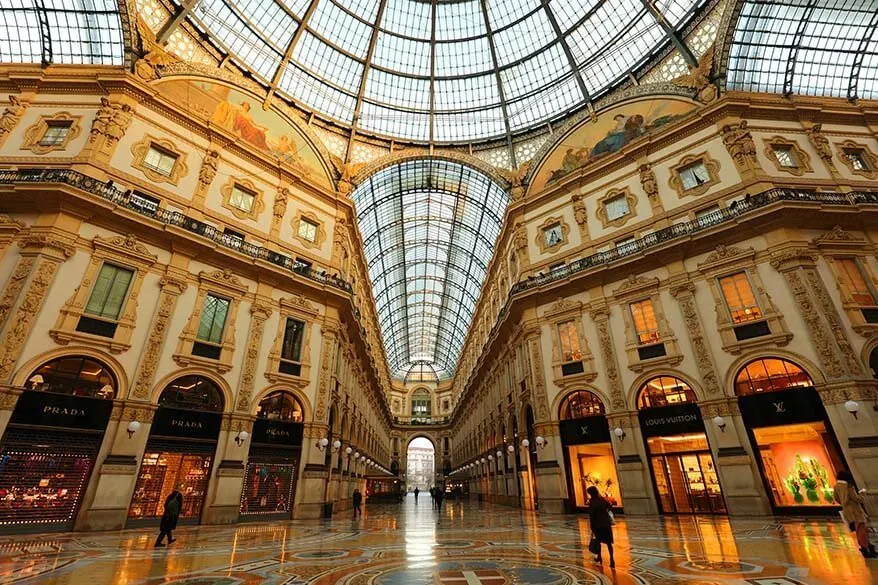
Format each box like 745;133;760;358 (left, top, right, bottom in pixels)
0;497;875;585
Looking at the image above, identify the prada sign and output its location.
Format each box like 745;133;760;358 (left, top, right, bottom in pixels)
151;407;222;440
739;387;824;427
252;419;304;446
559;417;611;445
638;402;704;438
11;390;113;431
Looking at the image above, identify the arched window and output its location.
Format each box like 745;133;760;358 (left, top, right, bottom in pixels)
158;375;224;412
637;376;697;409
734;358;813;396
560;390;605;419
411;388;431;417
28;356;116;399
256;391;303;422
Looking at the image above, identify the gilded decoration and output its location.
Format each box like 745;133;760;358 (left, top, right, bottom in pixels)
671;282;722;397
526;334;551;421
806;124;838;176
762;135;812;176
803;267;865;377
131;274;187;399
0;96;28;147
836;140;878;179
235;301;272;413
501;161;532;202
596;187;637;229
89;97;134;152
130;135;188;185
668;152;720;198
535;216;570;255
671;45;718;104
21;112;82;155
720;120;758;172
133;17;178;81
570;194;589;239
220;177;265;221
50;234;158;354
0;256;35;336
590;306;626;410
292;210;326;250
638;163;663;213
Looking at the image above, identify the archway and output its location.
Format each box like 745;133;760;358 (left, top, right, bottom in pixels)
406;437;435;492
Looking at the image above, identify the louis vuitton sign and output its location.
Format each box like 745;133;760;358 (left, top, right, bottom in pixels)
559;417;611;445
10;390;113;431
738;387;824;427
638;403;704;438
151;407;222;440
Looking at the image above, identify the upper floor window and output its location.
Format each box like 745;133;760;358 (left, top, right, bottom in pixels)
560;390;605;419
543;223;563;248
843;147;871;172
412;389;431;416
129;191;160;215
637;376;697;409
678;161;710;191
84;263;134;322
772;145;799;168
39;121;72;147
298;217;319;242
558;320;582;362
603;194;629;221
281;318;305;363
734;358;813;396
835;257;876;305
630;299;661;345
143;144;179;177
719;272;762;324
229;184;256;213
196;294;230;345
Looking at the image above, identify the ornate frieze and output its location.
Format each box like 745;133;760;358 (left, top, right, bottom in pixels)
590;307;626;411
671;282;723;397
235;301;272;413
131;275;187;399
0;96;28;147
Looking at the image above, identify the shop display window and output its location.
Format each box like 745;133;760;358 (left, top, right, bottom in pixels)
559;391;605;420
752;422;842;507
256;391;303;422
27;356;116;398
240;462;297;516
565;444;621;508
128;451;213;520
647;434;725;514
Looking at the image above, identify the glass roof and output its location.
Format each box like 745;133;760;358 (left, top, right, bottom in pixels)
726;0;878;101
0;1;124;66
179;0;708;143
351;159;509;380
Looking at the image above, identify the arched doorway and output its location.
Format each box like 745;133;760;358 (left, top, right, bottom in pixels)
406;437;435;492
128;375;224;525
558;390;622;512
240;391;305;521
0;356;117;532
734;357;846;512
870;345;878;378
637;376;726;514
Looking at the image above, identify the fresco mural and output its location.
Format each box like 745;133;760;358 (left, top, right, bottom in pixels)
531;98;697;192
155;79;331;187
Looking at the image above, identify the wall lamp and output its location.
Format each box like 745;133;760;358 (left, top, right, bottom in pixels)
345;446;353;457
535;435;548;450
507;444;515;453
234;430;249;446
521;438;530;449
496;450;503;459
613;427;626;442
126;420;141;439
845;400;860;419
712;416;727;433
316;437;330;451
332;439;342;452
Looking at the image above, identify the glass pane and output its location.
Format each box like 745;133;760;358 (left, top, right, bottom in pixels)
85;264;134;320
281;318;304;362
719;272;762;323
197;294;230;344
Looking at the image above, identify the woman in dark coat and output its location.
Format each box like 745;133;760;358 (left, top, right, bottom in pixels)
155;487;183;547
587;486;615;568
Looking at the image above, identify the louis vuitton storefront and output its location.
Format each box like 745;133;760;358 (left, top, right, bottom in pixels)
735;358;846;513
128;375;223;525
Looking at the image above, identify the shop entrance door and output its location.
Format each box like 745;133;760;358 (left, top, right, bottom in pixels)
650;451;725;514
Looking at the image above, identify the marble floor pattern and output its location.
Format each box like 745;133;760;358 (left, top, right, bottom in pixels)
0;498;875;585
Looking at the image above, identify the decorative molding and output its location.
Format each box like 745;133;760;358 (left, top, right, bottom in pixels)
721;120;758;173
0;256;35;336
571;194;589;240
836;139;878;180
671;282;722;396
668;152;720;198
596;187;638;229
612;274;660;299
806;124;839;177
130;134;189;185
88;97;135;158
131;275;187;399
220;177;265;222
813;225;865;246
671;44;718;104
292;210;326;250
590;307;626;411
0;95;28;147
762;135;812;176
803;267;865;377
235;301;272;413
697;244;754;273
638;163;663;213
21;112;82;155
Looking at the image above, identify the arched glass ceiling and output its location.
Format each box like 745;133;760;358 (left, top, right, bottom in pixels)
726;0;878;101
173;0;709;144
0;1;124;66
351;159;509;381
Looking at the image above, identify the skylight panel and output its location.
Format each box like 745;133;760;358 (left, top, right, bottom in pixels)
231;0;295;49
434;74;501;111
435;1;487;40
277;0;312;18
294;31;364;93
434;37;494;77
550;0;603;33
341;0;381;24
359;101;431;141
486;0;541;31
198;0;280;79
655;0;700;26
434;109;506;142
310;0;373;59
372;32;432;76
278;65;357;123
364;69;431;111
499;43;571;100
381;0;432;40
492;10;554;65
565;2;645;66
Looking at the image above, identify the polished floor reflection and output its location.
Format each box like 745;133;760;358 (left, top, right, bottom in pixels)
0;496;875;584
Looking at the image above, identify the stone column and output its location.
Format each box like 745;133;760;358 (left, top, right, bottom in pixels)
202;413;252;524
296;422;331;519
607;411;657;515
234;299;272;412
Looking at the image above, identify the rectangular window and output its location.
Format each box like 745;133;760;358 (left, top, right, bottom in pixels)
196;294;230;345
679;161;710;190
558;320;582;363
603;195;629;221
549;261;566;271
630;299;661;345
543;223;563;247
84;263;134;321
772;146;798;168
229;184;256;213
297;218;319;242
143;144;178;177
281;318;305;363
843;148;870;171
39;121;72;146
719;272;763;324
836;257;876;305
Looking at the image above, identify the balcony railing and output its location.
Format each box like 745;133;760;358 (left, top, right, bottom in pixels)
393;416;449;426
0;169;352;293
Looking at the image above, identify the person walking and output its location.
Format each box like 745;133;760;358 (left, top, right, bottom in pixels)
435;486;444;511
430;486;436;509
587;486;615;568
155;486;183;547
352;488;363;519
414;487;420;503
834;470;875;558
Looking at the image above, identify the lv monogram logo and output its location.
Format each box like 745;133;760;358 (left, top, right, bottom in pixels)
773;401;786;414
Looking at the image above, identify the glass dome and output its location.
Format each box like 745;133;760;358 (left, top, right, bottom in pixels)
182;0;709;143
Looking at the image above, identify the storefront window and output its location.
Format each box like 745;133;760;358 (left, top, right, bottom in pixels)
128;451;213;519
256;391;303;422
734;358;813;395
560;391;605;420
28;356;116;399
647;434;725;514
566;444;621;508
158;375;224;412
637;376;697;409
240;462;296;516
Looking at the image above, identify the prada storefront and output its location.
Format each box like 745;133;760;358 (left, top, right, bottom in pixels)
128;375;223;525
0;357;115;533
735;358;846;513
558;390;622;511
240;391;304;521
638;377;726;515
